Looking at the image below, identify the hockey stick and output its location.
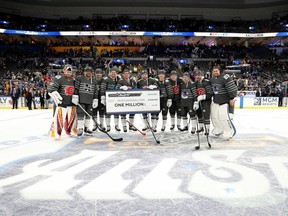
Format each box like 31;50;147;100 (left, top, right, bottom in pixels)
126;119;147;136
78;104;123;142
199;101;211;148
142;115;160;144
48;121;54;136
194;115;201;150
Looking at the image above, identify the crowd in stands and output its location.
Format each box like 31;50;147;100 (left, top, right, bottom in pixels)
1;54;287;108
1;13;288;33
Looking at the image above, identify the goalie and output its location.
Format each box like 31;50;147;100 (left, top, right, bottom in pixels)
47;64;77;139
210;65;237;140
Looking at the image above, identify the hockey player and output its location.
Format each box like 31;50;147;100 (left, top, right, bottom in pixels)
191;70;213;135
72;66;99;137
47;64;77;139
179;72;195;132
100;66;120;132
137;70;158;131
116;69;137;132
210;65;237;140
92;68;106;131
168;70;182;130
155;70;173;132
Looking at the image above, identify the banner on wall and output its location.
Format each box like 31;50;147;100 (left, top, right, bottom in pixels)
1;28;288;38
253;97;279;106
236;96;279;108
237;91;256;98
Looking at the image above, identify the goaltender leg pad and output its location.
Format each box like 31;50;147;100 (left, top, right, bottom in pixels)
211;103;223;135
52;107;67;138
219;104;236;138
64;106;77;136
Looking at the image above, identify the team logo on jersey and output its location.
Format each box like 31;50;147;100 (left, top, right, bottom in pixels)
64;86;75;96
197;88;205;96
212;84;219;94
172;85;180;95
181;91;189;99
84;84;92;92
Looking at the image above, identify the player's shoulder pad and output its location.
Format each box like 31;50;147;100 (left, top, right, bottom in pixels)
55;75;62;79
223;74;230;80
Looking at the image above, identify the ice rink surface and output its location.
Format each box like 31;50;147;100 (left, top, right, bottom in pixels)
0;108;288;216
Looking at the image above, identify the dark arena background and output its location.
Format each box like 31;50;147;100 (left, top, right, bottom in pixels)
0;0;288;215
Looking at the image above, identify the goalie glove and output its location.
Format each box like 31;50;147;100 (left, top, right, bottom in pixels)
92;99;98;109
148;85;157;89
197;94;206;102
166;99;172;108
48;91;63;105
72;95;79;105
101;96;106;106
120;86;128;91
193;101;199;111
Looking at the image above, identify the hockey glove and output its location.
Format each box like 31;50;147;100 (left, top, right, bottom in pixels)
193;101;199;111
101;96;106;106
197;94;206;102
49;91;63;105
72;95;79;105
148;85;157;89
167;99;172;108
120;86;129;91
92;99;99;109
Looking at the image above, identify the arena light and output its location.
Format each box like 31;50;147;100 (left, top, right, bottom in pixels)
121;25;129;29
83;25;90;29
39;24;46;28
208;26;213;30
249;26;255;30
0;21;9;24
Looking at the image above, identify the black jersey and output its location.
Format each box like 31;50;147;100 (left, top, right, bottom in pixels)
210;74;237;105
116;77;137;89
156;79;173;99
100;76;118;96
74;75;98;104
191;79;213;101
137;78;157;89
168;78;182;101
47;74;75;107
180;81;194;107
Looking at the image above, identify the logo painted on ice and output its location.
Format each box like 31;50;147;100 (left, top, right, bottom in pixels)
0;149;287;207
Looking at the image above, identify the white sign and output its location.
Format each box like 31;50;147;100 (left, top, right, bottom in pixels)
237;91;256;98
254;97;279;107
105;89;160;114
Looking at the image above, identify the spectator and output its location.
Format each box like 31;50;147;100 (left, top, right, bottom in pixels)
44;89;50;109
31;89;37;109
25;87;33;110
10;86;20;109
39;89;45;109
277;88;284;107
